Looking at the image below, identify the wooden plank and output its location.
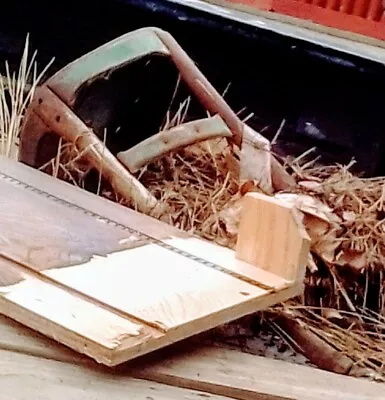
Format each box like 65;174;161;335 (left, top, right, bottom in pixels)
0;156;308;365
0;316;384;400
0;156;185;241
0;348;233;400
0;315;92;364
236;192;310;282
0;256;300;365
133;346;385;400
0;155;297;289
0;178;147;286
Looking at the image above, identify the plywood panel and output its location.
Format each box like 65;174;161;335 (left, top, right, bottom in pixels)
0;156;186;240
0;314;91;364
0;156;308;365
0;179;146;286
0;253;301;365
1;244;268;330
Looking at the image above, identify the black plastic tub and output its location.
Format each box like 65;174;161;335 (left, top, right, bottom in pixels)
2;0;385;175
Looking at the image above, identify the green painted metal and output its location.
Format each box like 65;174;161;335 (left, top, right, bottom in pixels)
47;28;169;107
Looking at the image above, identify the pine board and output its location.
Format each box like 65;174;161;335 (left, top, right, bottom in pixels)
0;156;307;366
0;348;232;400
1;315;384;400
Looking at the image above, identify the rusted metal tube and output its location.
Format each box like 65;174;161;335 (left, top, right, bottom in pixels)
154;28;245;149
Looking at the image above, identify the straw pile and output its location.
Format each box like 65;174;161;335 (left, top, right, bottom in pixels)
1;37;384;380
289;159;385;312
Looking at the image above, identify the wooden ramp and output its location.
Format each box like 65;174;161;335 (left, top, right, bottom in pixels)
1;315;384;400
0;155;309;366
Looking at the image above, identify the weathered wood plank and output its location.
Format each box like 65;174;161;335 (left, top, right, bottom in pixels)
0;316;383;400
0;348;232;400
0;178;146;286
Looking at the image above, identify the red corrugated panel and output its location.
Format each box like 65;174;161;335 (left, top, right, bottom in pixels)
222;0;385;41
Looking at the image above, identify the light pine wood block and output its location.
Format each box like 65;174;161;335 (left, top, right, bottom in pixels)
236;192;310;282
0;348;233;400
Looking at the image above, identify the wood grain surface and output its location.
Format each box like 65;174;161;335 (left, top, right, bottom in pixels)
201;0;385;51
236;192;310;282
0;156;307;365
0;348;233;400
1;315;384;400
0;177;146;286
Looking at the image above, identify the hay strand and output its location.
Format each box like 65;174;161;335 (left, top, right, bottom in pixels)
0;34;54;159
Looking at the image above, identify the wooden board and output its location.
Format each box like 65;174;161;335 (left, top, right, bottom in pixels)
1;315;384;400
236;193;309;282
0;156;309;366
